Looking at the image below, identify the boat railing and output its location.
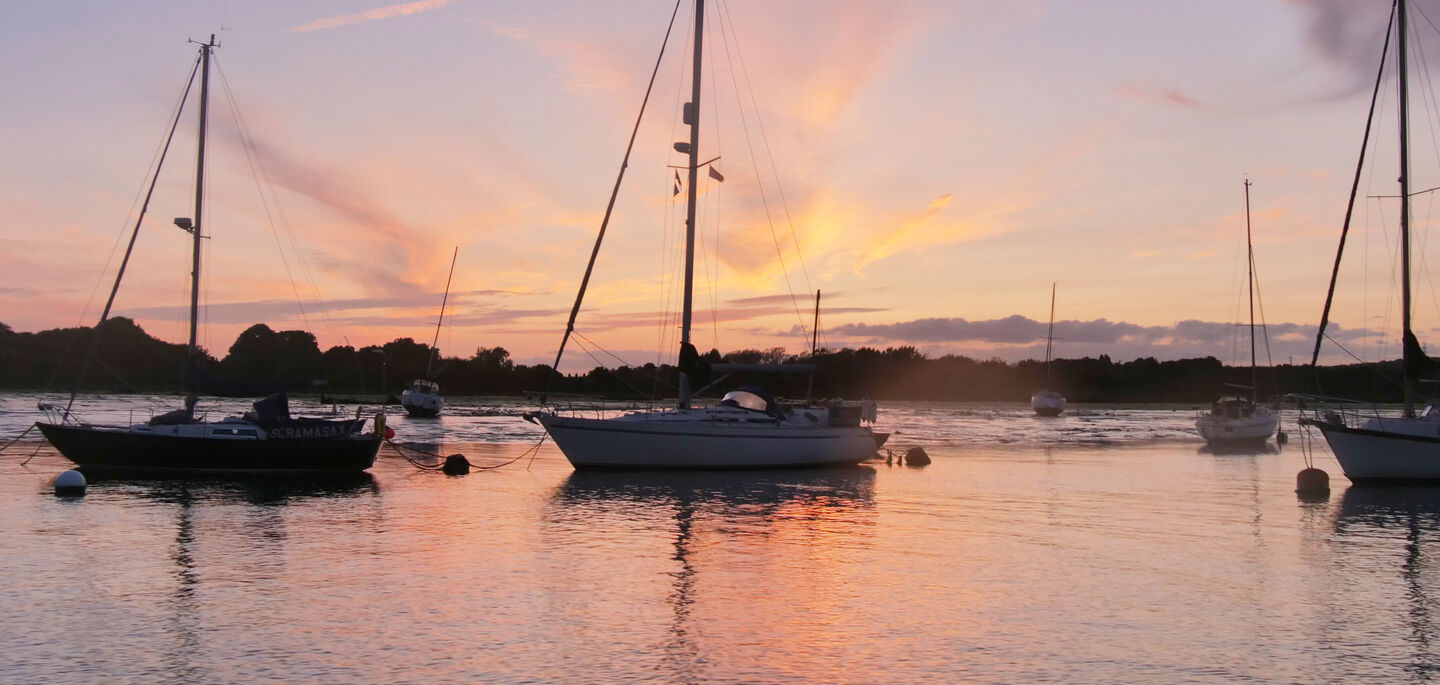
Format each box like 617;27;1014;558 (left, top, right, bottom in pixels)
37;402;80;426
542;396;663;419
1285;393;1398;430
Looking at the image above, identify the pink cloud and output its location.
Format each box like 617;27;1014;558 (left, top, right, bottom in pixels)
1114;83;1203;109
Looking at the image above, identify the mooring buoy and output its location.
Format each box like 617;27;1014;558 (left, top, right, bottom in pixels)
1296;467;1329;496
442;454;472;476
53;469;86;496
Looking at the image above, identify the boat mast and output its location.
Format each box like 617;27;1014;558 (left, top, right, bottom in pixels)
1245;179;1257;404
184;34;216;415
427;246;459;377
1043;283;1056;387
678;0;704;408
1399;0;1416;417
811;289;821;356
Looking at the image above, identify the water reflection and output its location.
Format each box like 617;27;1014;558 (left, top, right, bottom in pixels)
554;467;877;510
1196;442;1281;456
91;472;379;505
1336;486;1440;680
102;474;380;681
546;467;877;682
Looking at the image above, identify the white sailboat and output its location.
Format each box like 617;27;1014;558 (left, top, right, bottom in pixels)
1196;179;1279;445
400;246;457;418
1300;0;1440;481
1030;283;1066;416
525;0;884;469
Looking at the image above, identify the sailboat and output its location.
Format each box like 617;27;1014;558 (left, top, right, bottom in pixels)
1196;180;1279;445
35;36;383;474
524;0;884;469
400;246;457;417
1301;0;1440;481
1030;283;1066;416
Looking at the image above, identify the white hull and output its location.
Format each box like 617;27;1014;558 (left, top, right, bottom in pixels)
1310;416;1440;481
1031;391;1066;416
401;388;443;417
534;409;880;469
1196;406;1278;443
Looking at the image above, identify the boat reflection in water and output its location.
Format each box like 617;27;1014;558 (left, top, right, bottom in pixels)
545;467;877;681
1196;441;1281;457
91;471;379;506
123;473;381;682
1332;486;1440;679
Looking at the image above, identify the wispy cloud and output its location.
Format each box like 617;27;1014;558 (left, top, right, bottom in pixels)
1114;83;1203;109
855;194;960;272
290;0;459;33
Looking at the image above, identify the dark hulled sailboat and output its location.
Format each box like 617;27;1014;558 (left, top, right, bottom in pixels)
36;36;382;475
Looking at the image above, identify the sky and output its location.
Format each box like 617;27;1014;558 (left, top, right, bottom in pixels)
5;0;1440;373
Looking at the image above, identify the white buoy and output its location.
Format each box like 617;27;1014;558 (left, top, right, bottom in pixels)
53;469;86;496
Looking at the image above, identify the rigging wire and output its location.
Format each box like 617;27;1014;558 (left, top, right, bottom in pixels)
73;55;205;332
1251;248;1274;369
1311;1;1396;372
547;0;685;399
655;6;692;375
1405;11;1440;333
56;55;203;411
701;7;723;354
212;58;335;346
718;0;814;295
713;1;811;348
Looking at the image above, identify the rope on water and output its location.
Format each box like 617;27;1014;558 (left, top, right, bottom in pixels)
0;423;46;465
0;423;37;454
383;435;548;473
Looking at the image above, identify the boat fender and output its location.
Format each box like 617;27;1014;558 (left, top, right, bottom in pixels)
1295;467;1329;497
374;411;387;436
442;454;471;476
903;446;931;466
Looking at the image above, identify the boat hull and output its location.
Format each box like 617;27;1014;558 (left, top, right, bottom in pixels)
1303;418;1440;482
36;422;382;475
535;412;880;469
401;389;443;417
1196;409;1279;445
1031;391;1066;417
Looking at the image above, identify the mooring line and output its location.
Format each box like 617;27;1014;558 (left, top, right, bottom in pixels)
0;423;37;455
382;436;547;473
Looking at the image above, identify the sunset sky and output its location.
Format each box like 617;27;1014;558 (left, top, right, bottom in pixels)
5;0;1440;372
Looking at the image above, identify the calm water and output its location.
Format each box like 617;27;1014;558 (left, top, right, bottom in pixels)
2;394;1437;682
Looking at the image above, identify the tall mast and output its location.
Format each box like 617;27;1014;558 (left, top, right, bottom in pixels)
811;289;821;356
1244;179;1257;403
678;0;704;408
1399;0;1415;417
427;246;459;377
1043;282;1056;386
184;34;216;414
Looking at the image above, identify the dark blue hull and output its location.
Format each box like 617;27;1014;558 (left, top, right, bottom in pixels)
36;422;382;475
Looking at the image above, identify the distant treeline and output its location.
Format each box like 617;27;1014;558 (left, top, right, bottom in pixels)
0;318;1414;404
